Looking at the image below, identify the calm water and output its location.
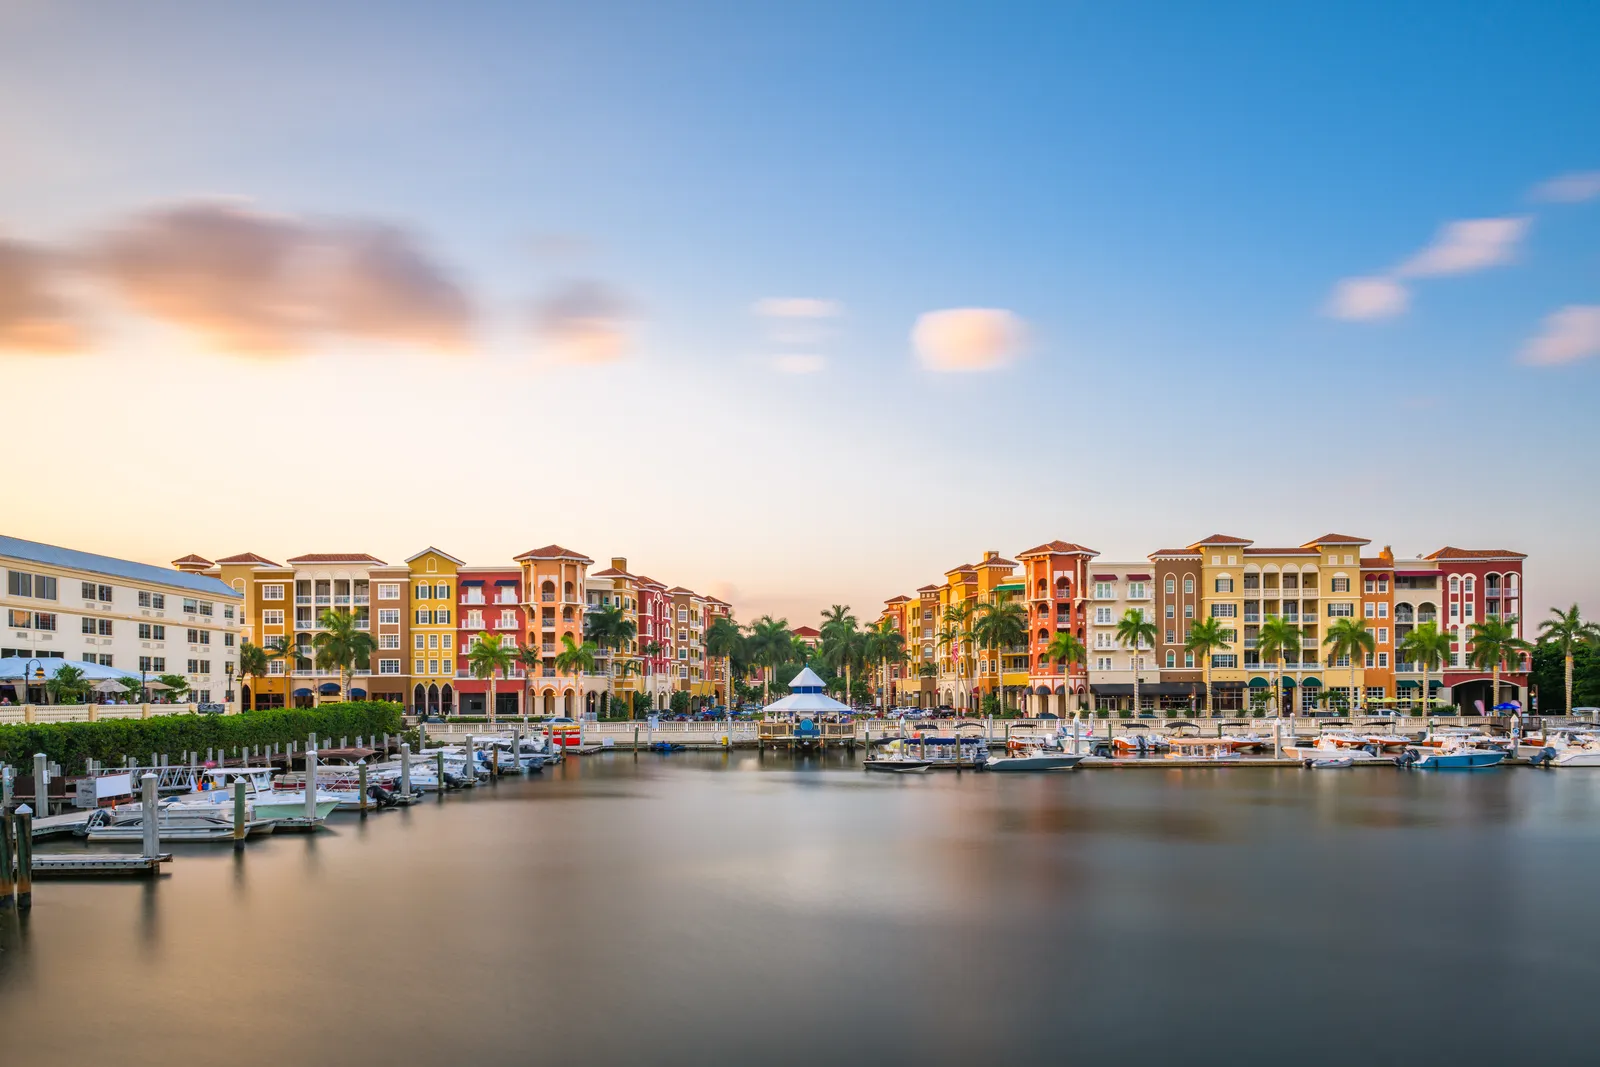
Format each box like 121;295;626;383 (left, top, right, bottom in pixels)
4;753;1599;1065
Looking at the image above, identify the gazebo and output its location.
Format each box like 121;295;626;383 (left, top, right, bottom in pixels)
762;666;851;717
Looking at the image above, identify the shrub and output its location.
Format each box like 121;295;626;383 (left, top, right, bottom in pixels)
0;701;403;773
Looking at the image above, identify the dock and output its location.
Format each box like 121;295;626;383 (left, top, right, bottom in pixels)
31;852;171;876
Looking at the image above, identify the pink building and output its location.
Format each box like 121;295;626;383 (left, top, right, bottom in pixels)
454;566;526;717
1427;547;1529;712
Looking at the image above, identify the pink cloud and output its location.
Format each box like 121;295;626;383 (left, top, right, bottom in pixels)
1323;276;1409;321
1529;171;1600;204
0;235;87;353
1520;305;1600;366
1394;217;1529;278
912;308;1024;372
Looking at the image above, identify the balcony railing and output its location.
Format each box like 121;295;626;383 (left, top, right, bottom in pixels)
334;595;351;606
295;596;312;605
1243;614;1261;623
495;595;518;605
542;593;556;602
354;595;369;605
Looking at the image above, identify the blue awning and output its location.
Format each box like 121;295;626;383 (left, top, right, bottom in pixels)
318;682;340;694
494;579;518;586
350;688;367;698
460;579;484;586
293;688;312;697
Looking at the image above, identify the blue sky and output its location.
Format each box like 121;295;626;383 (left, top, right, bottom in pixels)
2;1;1596;625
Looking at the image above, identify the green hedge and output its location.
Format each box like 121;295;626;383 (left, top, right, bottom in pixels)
0;701;403;772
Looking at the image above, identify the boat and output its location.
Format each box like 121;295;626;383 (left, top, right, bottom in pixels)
1411;745;1505;770
1553;743;1600;767
80;800;278;841
1307;757;1355;769
646;742;685;753
986;750;1085;772
1285;738;1393;763
1165;737;1242;762
864;754;932;773
183;768;342;823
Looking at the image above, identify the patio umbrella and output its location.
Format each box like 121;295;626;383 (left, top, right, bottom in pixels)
91;678;132;694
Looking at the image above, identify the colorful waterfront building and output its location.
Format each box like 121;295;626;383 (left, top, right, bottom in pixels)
1149;546;1204;700
455;564;525;717
1018;540;1095;716
513;544;593;717
1426;547;1529;711
1084;562;1161;713
407;547;462;716
635;574;674;708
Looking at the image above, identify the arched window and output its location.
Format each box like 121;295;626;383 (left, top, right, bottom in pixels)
1165;650;1176;668
1464;576;1475;594
1449;576;1460;592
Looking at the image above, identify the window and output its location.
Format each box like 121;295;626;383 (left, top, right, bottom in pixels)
1165;578;1175;595
1214;578;1233;593
1449;603;1459;619
1365;652;1374;668
1211;604;1236;618
1327;603;1354;617
1183;578;1193;594
33;612;56;631
378;609;399;625
1377;603;1388;618
441;634;452;649
1464;603;1474;620
1331;577;1349;593
7;571;30;597
8;608;30;628
151;593;164;609
377;583;400;601
199;660;211;674
379;659;401;675
138;590;151;607
223;606;234;620
1165;604;1175;618
82;616;97;634
1184;604;1194;619
1364;602;1375;618
428;634;439;649
1128;582;1147;600
1165;650;1176;668
1465;577;1475;594
1094;657;1113;671
379;634;400;649
427;659;438;675
139;656;154;672
1095;607;1113;625
1166;628;1176;644
433;584;449;599
436;609;451;625
1378;653;1389;668
415;658;426;675
1091;582;1111;599
97;582;116;600
416;584;432;600
1211;654;1237;668
1185;652;1195;668
414;634;426;650
262;584;285;600
152;657;165;672
187;659;198;674
1449;576;1460;592
263;609;284;626
1365;579;1376;594
415;610;430;625
80;581;96;600
224;634;234;647
1378;627;1389;645
138;623;152;639
182;598;198;614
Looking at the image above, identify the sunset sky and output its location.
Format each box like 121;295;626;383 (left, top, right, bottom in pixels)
3;1;1597;626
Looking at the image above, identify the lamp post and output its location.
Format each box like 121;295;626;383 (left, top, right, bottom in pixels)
22;658;46;703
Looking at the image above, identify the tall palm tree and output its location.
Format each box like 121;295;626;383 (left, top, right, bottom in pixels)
583;603;636;717
313;607;377;707
553;631;598;678
1256;614;1302;717
1113;607;1159;716
820;608;867;710
466;632;514;723
45;663;87;704
746;616;793;705
941;601;975;711
156;672;192;703
1538;604;1599;717
516;643;542;717
1398;621;1451;715
265;636;303;708
864;618;907;713
973;595;1028;713
1323;617;1376;714
1469;616;1533;715
1044;630;1087;716
706;615;744;708
1183;616;1229;717
237;639;269;711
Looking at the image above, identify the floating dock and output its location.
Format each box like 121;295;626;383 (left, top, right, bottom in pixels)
30;852;171;877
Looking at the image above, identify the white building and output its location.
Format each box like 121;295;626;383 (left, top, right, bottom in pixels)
2;535;242;705
1086;562;1161;713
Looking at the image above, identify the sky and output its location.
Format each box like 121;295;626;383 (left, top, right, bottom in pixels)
2;0;1597;628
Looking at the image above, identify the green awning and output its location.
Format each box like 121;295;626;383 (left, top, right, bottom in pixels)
1281;676;1296;687
1248;677;1270;688
1301;677;1322;688
1397;679;1420;689
1429;680;1443;690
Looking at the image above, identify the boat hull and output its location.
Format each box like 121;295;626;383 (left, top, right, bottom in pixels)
986;754;1086;772
1416;750;1505;770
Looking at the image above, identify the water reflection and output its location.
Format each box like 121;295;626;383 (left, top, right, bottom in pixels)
3;756;1599;1065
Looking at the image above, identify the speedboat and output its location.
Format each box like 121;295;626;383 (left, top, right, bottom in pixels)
1412;745;1505;770
1307;757;1355;769
986;750;1085;772
80;800;278;841
183;768;341;824
864;753;932;773
1553;743;1600;767
1285;738;1392;763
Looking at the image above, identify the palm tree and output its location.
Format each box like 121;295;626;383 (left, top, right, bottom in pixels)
1113;607;1159;716
820;607;866;710
941;602;975;711
973;595;1028;714
156;672;192;704
554;631;598;677
313;607;377;707
1538;604;1599;716
45;663;87;704
1183;616;1229;717
583;603;637;717
1256;614;1302;717
516;643;542;717
1469;616;1533;715
746;616;793;705
1398;621;1451;715
237;640;269;711
1044;630;1087;716
265;636;302;708
706;615;744;708
864;618;907;713
466;632;514;723
1323;617;1376;713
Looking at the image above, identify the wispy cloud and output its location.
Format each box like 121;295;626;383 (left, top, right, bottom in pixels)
1323;276;1409;321
752;297;842;319
1519;305;1600;366
533;279;632;364
1529;171;1600;204
912;308;1024;372
1393;217;1530;277
89;200;471;355
771;353;826;374
0;235;87;353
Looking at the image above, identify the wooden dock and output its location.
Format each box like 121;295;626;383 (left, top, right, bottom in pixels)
30;852;171;876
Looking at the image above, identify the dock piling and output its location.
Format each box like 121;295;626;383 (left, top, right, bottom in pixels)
358;762;369;814
435;751;445;796
233;779;247;850
33;753;47;818
2;764;11;809
513;730;523;775
1;805;15;908
13;806;32;909
399;743;412;797
305;748;319;823
140;774;159;862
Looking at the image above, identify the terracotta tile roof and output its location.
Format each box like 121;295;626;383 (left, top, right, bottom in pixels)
946;564;977;575
1148;548;1201;558
1017;540;1097;557
792;625;821;637
635;574;667;589
215;552;281;566
590;566;634;579
1304;533;1371;546
666;586;697;595
884;595;911;604
978;556;1018;568
1243;547;1319;556
1188;534;1252;547
1424;547;1528;561
171;553;212;565
514;544;594;563
917;584;941;592
286;552;386;564
1360;557;1394;568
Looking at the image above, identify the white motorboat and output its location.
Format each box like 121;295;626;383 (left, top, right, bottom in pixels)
1553;744;1600;767
1307;757;1355;769
180;768;342;823
986;750;1085;772
80;800;278;841
864;754;932;773
1285;739;1393;763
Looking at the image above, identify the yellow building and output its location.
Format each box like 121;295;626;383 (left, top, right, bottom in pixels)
407;547;461;716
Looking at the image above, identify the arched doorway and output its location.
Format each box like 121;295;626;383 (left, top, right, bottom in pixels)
563;689;575;716
441;684;454;716
414;684;427;716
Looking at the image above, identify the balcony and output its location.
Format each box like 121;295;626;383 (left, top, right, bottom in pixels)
461;594;486;605
334;595;351;606
494;595;518;605
1243;613;1261;623
295;596;312;605
541;592;556;602
542;644;555;655
541;618;556;629
354;595;369;605
1301;638;1318;648
494;620;517;630
1417;613;1438;624
315;596;331;606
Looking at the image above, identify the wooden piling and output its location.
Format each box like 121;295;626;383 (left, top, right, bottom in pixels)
33;753;47;818
140;774;159;861
14;807;32;909
0;807;16;908
305;748;319;823
399;743;412;797
358;762;369;814
1;763;11;809
435;751;446;795
233;779;247;850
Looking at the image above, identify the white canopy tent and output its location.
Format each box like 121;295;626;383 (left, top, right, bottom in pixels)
762;666;851;716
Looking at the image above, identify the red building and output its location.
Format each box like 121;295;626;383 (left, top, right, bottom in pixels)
1426;547;1530;712
454;566;526;717
635;574;674;708
1017;540;1097;716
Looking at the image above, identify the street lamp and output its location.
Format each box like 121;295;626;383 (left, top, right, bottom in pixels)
23;658;45;703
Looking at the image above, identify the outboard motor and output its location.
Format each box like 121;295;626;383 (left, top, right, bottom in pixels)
1363;743;1381;758
1395;748;1420;768
1135;735;1150;756
1530;747;1557;768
